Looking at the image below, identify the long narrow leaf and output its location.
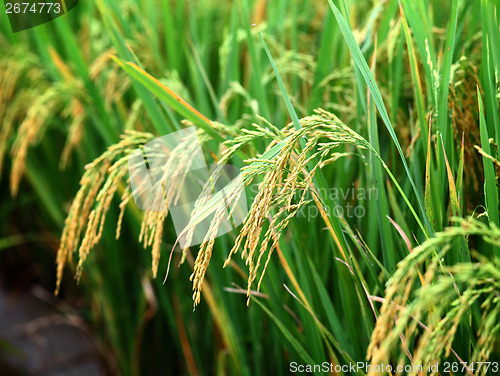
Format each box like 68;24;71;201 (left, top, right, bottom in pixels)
327;0;431;236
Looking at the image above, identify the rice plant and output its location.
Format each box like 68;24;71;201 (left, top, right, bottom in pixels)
1;0;499;375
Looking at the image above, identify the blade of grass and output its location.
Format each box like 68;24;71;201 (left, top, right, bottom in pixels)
400;3;428;155
252;297;317;366
327;0;432;237
424;118;438;232
258;32;350;252
239;0;270;119
436;0;459;162
400;0;436;96
111;57;222;141
440;135;469;263
367;42;396;272
96;0;171;135
477;88;500;258
481;0;500;150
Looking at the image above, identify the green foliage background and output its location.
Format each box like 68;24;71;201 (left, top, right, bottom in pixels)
0;0;499;375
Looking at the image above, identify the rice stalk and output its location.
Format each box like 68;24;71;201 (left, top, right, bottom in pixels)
55;126;215;293
10;80;87;195
0;47;46;176
191;108;371;306
56;130;154;294
367;218;500;375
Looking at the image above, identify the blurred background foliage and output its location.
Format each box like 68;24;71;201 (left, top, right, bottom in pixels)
0;0;499;375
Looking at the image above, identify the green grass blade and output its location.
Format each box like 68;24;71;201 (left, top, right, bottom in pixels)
400;3;428;154
367;47;396;271
112;57;222;141
252;298;317;366
477;88;500;257
327;0;432;237
96;0;171;135
436;0;459;160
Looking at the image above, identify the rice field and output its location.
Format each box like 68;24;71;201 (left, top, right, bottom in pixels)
0;0;499;375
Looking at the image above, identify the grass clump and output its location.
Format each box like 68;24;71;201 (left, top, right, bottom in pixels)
368;219;500;376
1;0;500;374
